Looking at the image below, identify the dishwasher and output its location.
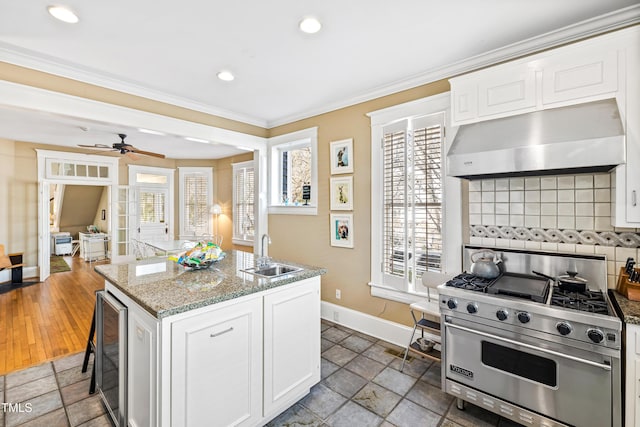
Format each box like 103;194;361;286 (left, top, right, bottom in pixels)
96;291;128;426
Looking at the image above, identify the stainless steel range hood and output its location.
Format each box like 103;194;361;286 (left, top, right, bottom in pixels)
446;98;625;179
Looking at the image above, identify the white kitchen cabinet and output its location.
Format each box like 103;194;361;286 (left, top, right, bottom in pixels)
540;45;618;106
171;296;263;427
128;305;158;427
263;277;320;419
611;27;640;226
449;27;628;127
625;324;640;427
477;65;536;119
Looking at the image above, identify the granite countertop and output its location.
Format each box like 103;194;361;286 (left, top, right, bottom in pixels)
94;250;326;319
610;290;640;325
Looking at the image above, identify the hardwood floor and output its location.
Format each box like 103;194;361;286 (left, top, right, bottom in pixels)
0;255;107;375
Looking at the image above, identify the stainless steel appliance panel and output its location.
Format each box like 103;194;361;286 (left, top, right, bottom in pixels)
96;291;127;427
444;317;613;427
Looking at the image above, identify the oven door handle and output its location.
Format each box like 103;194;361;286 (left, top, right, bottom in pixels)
445;321;612;371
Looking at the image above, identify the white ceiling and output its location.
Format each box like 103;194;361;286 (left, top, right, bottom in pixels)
0;1;638;159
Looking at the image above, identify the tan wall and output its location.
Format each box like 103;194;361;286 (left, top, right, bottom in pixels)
268;80;450;327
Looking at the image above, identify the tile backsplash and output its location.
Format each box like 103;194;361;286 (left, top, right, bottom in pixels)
468;173;640;289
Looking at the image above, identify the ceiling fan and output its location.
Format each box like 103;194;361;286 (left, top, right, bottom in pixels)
79;133;165;159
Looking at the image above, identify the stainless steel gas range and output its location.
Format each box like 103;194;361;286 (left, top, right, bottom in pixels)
438;246;621;427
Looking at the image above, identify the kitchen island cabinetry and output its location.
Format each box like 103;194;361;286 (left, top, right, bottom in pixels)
171;296;263;427
263;280;321;419
95;251;325;427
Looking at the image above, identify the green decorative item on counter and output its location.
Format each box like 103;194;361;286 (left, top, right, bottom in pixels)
170;241;225;270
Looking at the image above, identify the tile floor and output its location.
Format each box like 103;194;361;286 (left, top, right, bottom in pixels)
0;320;520;427
0;352;109;427
268;320;521;427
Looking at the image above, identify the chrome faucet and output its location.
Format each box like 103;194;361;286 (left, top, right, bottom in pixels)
258;234;271;267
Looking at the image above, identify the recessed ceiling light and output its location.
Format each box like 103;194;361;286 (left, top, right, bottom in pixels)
185;137;209;143
217;70;235;82
138;128;165;136
47;5;79;24
299;17;322;34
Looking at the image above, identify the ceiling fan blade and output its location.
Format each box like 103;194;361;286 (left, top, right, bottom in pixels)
130;148;166;159
78;144;113;149
125;151;141;161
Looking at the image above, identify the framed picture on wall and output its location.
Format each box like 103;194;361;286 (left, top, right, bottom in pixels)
329;138;353;174
330;176;353;210
330;213;354;248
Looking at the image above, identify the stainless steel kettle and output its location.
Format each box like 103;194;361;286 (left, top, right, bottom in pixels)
470;249;502;279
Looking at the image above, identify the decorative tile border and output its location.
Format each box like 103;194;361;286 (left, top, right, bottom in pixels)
470;225;640;248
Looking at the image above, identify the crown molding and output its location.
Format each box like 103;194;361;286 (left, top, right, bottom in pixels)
0;44;268;129
266;5;640;128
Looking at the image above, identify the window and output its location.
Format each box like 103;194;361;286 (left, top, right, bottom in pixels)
232;161;255;245
368;94;461;303
178;167;213;238
268;127;318;215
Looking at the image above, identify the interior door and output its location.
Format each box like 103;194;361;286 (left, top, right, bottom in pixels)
136;187;170;241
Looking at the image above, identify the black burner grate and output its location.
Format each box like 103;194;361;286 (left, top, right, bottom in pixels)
445;273;496;292
550;288;609;315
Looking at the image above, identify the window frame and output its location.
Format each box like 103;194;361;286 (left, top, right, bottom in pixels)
178;167;213;239
232;160;256;246
367;93;462;304
268;127;318;215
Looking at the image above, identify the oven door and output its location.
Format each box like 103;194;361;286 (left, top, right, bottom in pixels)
443;317;613;427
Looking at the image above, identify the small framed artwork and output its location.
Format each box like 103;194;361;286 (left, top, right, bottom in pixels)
330;176;353;210
329;138;353;174
330;213;354;248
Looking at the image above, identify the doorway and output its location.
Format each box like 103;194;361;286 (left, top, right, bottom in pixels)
128;165;174;242
37;150;119;281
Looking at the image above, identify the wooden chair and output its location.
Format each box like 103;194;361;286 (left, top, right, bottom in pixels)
0;244;28;285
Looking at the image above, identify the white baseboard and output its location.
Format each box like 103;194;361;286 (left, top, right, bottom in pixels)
0;266;39;283
320;301;440;348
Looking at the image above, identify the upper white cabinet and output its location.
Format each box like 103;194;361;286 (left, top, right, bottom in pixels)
450;41;620;126
449;26;640;226
540;45;618;106
477;66;536;118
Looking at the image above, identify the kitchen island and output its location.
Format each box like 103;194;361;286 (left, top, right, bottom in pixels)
94;250;326;427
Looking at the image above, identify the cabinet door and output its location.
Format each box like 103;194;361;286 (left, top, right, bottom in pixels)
542;47;618;105
171;298;262;427
477;66;536;118
450;80;478;125
263;278;321;418
128;308;157;427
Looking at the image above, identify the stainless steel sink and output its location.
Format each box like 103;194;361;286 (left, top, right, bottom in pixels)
242;263;303;278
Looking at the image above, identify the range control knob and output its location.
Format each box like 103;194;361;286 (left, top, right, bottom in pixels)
466;303;478;314
447;299;458;310
496;309;509;321
556;322;573;336
587;328;604;344
517;312;531;324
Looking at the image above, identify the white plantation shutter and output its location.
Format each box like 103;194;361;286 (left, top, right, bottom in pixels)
179;168;213;238
381;114;443;291
233;162;255;242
